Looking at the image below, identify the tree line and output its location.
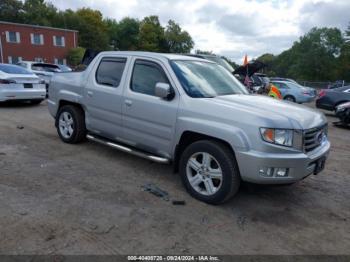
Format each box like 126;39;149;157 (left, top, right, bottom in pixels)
257;26;350;82
1;0;349;81
0;0;194;65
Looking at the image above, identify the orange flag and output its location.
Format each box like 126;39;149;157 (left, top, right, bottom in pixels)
243;54;248;66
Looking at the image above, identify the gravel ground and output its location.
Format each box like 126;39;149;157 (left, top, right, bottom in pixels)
0;101;349;255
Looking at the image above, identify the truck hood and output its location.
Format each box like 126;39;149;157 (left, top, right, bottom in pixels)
210;94;326;129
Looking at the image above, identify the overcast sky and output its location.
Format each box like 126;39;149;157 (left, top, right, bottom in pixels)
54;0;349;63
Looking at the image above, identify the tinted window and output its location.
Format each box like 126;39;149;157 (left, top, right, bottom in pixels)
131;60;169;96
96;57;126;87
0;64;33;75
31;63;60;72
279;83;288;89
272;82;287;89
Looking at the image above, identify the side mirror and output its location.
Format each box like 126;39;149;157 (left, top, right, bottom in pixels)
155;82;174;100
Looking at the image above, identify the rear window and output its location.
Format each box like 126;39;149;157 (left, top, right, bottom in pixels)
96;57;127;87
0;64;33;75
31;63;60;72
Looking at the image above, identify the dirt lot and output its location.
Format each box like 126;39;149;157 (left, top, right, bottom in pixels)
0;101;349;255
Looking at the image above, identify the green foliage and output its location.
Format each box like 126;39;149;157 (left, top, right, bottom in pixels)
67;47;85;66
164;20;194;53
22;0;58;26
1;1;194;55
74;8;109;50
257;27;347;81
0;0;24;23
139;16;167;52
114;17;140;50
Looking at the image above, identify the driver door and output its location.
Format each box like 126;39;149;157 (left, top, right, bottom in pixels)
121;58;179;157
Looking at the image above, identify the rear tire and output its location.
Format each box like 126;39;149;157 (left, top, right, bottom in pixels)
56;105;86;144
179;140;240;205
284;95;296;102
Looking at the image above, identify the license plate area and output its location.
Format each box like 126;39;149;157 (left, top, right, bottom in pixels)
314;156;326;175
24;84;33;89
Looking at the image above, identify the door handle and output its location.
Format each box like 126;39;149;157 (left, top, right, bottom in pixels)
87;91;93;97
125;99;132;106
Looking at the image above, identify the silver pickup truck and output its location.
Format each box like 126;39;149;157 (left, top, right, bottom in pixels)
48;51;330;204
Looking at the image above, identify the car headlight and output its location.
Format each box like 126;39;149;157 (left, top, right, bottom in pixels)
336;102;350;111
260;128;293;147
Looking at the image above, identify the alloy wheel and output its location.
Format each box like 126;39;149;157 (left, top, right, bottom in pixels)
58;111;74;139
186;152;223;196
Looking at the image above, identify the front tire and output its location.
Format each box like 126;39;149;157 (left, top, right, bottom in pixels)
284;95;296;102
179;140;241;204
56;105;86;144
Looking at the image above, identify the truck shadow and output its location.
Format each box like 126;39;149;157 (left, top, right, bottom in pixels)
0;101;44;108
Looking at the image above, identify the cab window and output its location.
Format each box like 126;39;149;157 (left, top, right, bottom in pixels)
96;57;127;87
130;60;169;96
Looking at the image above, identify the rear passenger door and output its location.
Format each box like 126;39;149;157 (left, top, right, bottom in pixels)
122;58;179;157
85;56;128;140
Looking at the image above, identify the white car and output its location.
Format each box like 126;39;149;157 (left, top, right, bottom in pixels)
0;63;46;104
17;61;61;95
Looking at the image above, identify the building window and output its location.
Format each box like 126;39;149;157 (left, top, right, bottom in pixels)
31;33;44;45
8;56;22;64
34;57;44;62
53;36;65;47
54;58;67;65
5;31;20;43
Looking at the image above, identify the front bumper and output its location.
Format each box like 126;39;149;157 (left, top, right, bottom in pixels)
235;140;330;184
297;95;315;103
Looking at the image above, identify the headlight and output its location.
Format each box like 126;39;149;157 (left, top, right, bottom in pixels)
336;102;350;110
260;128;293;147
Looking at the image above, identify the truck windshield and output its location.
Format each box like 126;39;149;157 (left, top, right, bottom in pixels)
204;56;234;73
171;60;248;98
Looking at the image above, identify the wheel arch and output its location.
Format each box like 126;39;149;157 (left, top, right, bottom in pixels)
173;131;239;173
55;100;85;127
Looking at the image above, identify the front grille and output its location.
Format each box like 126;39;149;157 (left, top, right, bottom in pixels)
303;124;327;153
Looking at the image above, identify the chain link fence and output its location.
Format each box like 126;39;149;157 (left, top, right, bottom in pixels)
297;80;349;90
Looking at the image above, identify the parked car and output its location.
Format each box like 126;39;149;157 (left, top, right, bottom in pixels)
335;102;350;126
233;60;267;93
270;77;298;84
48;51;330;204
0;63;46;104
270;80;317;103
327;80;348;89
17;61;61;95
316;86;350;111
251;73;270;94
56;64;72;72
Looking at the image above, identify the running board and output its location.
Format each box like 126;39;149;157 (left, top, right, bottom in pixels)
86;134;170;164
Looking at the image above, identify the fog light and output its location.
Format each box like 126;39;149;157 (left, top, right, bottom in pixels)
259;167;289;177
276;168;289;177
259;167;274;177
